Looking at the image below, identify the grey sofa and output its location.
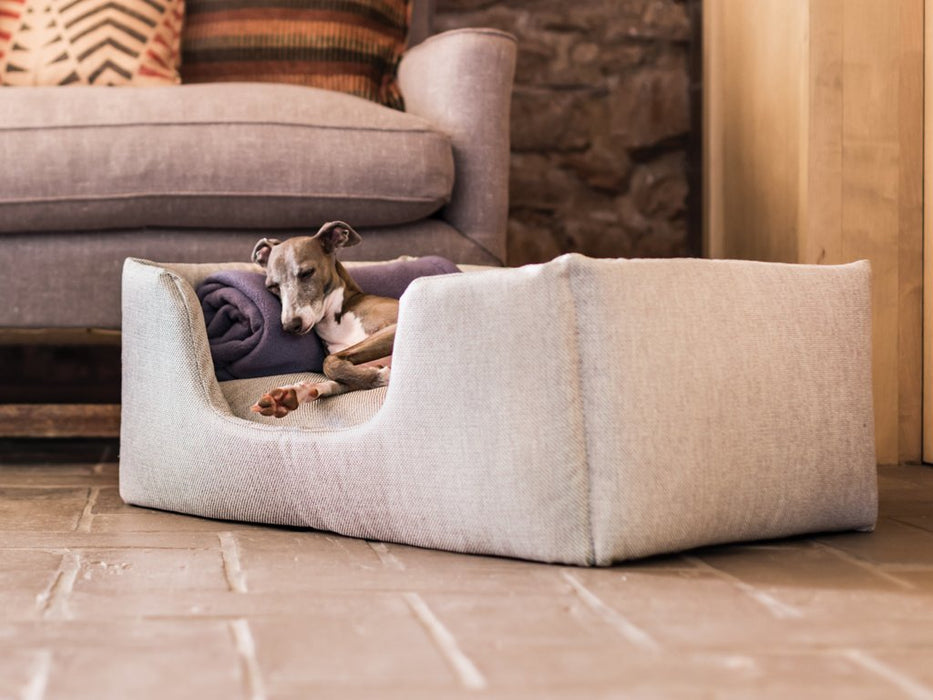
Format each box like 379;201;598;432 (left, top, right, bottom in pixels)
0;1;517;329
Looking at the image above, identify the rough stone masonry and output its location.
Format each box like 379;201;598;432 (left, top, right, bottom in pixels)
435;0;696;265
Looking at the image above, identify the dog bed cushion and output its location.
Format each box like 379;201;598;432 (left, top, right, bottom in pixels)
120;254;878;565
198;255;458;380
221;372;386;431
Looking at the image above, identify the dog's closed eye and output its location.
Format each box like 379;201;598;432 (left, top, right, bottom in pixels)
299;269;315;280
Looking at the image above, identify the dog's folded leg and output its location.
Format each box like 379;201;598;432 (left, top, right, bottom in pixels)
323;324;396;391
250;325;394;416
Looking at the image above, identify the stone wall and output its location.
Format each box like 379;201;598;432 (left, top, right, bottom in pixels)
434;0;698;265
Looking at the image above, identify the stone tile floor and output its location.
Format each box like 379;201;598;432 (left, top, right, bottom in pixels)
1;440;932;699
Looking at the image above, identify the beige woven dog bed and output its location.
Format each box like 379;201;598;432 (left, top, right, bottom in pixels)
119;254;877;565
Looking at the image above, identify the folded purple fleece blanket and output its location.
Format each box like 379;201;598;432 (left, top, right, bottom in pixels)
197;256;459;381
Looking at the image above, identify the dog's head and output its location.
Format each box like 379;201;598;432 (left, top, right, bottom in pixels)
251;221;361;335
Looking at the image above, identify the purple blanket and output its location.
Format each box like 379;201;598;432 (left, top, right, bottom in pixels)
197;256;459;380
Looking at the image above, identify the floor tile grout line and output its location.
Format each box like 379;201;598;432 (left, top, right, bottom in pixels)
95;441;119;469
403;592;487;691
561;570;662;653
368;541;406;570
888;516;933;536
35;551;80;620
811;541;918;590
230;619;266;700
218;532;248;594
874;563;933;572
323;535;355;557
841;649;933;700
22;650;52;700
74;487;100;534
683;555;804;620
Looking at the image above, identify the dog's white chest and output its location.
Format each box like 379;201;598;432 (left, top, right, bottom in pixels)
315;288;369;353
317;313;368;353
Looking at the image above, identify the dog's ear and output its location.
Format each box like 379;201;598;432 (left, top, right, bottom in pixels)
251;238;281;268
313;221;361;255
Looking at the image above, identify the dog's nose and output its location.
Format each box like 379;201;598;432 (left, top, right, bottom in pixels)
283;317;303;334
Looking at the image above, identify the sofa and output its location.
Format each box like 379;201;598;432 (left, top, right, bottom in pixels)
0;0;517;330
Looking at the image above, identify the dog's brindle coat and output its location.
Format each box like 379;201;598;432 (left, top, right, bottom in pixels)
250;222;398;418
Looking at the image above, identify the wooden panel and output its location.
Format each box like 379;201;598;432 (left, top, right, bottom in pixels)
0;405;121;438
837;0;923;464
925;0;933;462
802;0;844;266
704;0;924;464
897;0;924;464
701;0;722;258
703;0;808;262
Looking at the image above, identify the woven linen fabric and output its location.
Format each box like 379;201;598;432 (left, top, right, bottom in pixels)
181;0;411;109
120;255;877;565
0;0;183;85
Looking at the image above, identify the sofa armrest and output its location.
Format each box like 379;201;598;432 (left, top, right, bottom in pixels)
399;29;517;265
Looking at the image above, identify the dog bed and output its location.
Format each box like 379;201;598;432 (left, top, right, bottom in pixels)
120;255;878;565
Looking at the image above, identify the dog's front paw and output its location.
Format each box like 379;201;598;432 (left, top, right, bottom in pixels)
374;366;391;387
251;387;299;418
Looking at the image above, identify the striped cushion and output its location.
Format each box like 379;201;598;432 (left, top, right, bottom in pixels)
181;0;410;109
0;0;183;85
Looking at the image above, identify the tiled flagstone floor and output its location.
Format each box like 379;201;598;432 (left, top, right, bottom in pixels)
1;440;933;699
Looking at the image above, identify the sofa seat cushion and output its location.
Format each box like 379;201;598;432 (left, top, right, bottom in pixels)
0;82;454;233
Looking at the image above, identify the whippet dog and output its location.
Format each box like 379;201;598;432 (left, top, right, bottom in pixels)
250;221;397;417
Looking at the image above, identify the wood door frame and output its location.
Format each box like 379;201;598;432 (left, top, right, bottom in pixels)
924;0;933;462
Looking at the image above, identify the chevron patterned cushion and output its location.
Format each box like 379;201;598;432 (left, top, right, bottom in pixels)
0;0;183;85
181;0;410;109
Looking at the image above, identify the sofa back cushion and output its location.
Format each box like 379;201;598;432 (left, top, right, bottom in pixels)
181;0;410;109
0;0;183;85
